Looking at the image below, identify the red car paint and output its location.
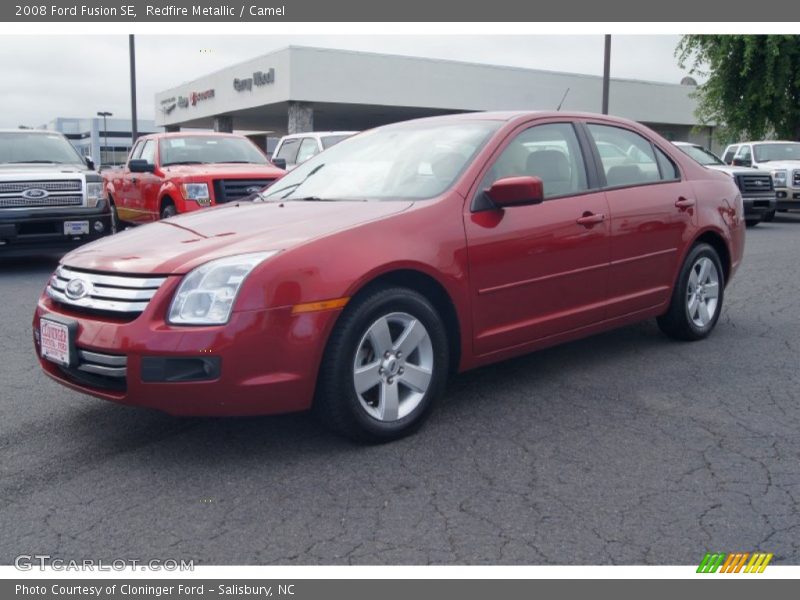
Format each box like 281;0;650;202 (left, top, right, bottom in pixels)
103;132;285;223
34;112;745;416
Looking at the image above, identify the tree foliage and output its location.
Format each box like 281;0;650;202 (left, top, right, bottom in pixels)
676;35;800;142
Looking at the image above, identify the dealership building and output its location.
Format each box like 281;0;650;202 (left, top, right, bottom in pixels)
155;45;716;150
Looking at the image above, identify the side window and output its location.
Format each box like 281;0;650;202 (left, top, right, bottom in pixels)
478;122;588;201
654;146;680;181
139;140;156;165
128;141;144;163
722;145;738;164
275;138;300;163
737;145;752;165
295;137;319;164
587;124;661;187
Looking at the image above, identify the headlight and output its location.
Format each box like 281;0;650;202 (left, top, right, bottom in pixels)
772;170;787;187
86;182;105;207
168;251;278;325
181;183;211;206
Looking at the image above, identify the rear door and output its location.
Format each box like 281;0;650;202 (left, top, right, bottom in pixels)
464;120;611;356
584;122;696;318
135;140;160;222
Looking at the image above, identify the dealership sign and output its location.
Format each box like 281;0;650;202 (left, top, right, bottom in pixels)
176;89;216;108
233;68;275;92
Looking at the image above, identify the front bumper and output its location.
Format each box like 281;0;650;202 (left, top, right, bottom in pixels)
775;188;800;211
742;195;777;219
32;286;340;416
0;205;112;257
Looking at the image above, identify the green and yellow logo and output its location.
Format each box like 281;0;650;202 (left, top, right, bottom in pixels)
697;552;773;573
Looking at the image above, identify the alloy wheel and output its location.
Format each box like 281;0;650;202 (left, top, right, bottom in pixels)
686;256;720;328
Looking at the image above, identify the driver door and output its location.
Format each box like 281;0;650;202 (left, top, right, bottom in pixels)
464;121;611;356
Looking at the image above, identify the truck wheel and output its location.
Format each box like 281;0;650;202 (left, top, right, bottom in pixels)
745;219;760;228
108;196;119;233
160;201;177;220
314;286;449;443
762;210;775;222
657;243;724;341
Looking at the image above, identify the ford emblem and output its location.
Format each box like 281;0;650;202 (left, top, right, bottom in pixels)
246;186;262;194
65;278;91;300
22;188;49;199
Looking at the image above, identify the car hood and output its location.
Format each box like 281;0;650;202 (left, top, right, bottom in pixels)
161;163;284;178
706;165;759;176
62;200;413;275
757;160;800;171
0;163;88;176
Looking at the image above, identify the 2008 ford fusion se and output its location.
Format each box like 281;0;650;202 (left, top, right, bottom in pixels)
33;112;745;442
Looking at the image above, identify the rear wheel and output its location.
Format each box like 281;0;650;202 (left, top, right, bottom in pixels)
657;243;724;341
314;286;449;443
108;196;119;233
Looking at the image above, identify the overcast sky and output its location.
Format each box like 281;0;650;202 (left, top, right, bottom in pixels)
0;35;693;128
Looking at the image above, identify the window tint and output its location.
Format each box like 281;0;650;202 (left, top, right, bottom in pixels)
587;124;662;187
722;146;738;164
480;123;588;199
655;146;680;180
139;140;156;164
275;138;300;163
295;138;319;164
738;145;752;163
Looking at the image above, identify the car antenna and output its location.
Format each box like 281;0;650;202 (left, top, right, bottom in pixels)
556;88;570;111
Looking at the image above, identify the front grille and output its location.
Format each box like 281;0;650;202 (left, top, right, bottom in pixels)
0;179;84;209
47;265;167;316
59;348;127;392
736;173;773;194
793;170;800;187
0;180;82;193
213;179;275;203
0;195;83;208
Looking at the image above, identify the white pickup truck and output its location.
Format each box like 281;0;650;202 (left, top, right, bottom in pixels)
0;129;113;257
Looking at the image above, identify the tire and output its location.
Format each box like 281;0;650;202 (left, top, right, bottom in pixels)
314;286;450;443
762;210;775;222
657;243;724;341
160;201;177;220
108;196;119;233
745;219;760;228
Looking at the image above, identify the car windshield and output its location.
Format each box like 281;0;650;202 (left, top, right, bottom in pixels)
320;134;352;149
159;135;268;166
0;131;85;165
262;121;500;201
677;144;724;166
753;143;800;163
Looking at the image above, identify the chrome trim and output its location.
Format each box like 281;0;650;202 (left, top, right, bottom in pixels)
47;266;168;314
0;196;83;208
77;349;126;367
0;180;82;194
77;363;127;378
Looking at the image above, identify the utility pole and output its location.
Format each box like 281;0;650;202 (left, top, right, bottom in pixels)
97;111;112;165
129;35;138;143
602;35;611;115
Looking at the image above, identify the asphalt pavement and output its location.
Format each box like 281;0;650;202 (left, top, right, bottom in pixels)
1;215;799;565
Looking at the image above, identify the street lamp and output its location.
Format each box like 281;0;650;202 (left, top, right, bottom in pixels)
97;111;112;165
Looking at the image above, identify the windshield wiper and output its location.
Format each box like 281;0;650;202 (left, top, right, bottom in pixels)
162;161;209;166
7;160;65;164
268;163;326;199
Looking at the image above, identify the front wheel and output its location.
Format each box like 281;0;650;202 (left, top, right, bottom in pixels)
762;210;775;222
160;201;177;220
314;286;450;443
657;243;724;341
745;218;760;228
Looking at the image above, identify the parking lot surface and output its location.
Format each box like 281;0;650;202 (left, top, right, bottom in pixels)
1;216;799;565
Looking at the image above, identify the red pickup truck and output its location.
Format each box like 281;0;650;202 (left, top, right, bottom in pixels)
104;132;284;224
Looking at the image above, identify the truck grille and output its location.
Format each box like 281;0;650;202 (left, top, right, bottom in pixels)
736;173;773;194
0;179;84;209
793;170;800;187
59;348;127;392
213;179;275;203
0;195;83;208
47;265;167;316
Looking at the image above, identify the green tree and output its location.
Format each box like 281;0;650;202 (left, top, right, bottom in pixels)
677;35;800;142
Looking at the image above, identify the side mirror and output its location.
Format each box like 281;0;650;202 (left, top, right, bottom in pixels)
486;176;544;208
271;157;287;170
85;157;96;170
732;157;750;167
129;159;155;173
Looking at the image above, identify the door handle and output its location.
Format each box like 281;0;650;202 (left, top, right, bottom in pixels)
576;212;606;227
675;197;695;209
131;177;138;184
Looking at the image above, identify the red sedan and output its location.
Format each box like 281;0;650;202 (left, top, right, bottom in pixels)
33;112;745;442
